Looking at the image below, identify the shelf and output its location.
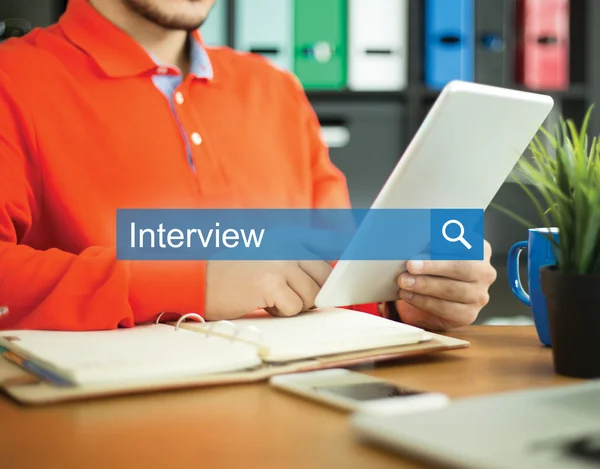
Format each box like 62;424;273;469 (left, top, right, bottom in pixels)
421;83;588;100
306;90;408;101
306;83;588;102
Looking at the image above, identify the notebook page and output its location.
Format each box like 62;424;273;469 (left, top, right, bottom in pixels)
0;324;262;386
181;308;429;363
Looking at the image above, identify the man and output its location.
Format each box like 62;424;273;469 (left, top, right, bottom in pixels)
0;0;497;331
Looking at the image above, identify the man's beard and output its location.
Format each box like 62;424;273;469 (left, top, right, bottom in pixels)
122;0;207;30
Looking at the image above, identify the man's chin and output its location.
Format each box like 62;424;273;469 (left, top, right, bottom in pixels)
151;16;206;31
122;0;209;31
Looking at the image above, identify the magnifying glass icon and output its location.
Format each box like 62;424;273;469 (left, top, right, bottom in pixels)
442;220;472;250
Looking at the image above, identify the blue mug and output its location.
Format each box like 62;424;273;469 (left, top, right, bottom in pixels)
507;228;559;346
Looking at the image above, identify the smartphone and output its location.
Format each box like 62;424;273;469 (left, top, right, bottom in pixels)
269;369;449;415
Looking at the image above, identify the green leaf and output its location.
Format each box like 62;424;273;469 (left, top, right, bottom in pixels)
539;125;558;148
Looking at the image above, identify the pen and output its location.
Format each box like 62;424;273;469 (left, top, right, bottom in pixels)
1;350;74;387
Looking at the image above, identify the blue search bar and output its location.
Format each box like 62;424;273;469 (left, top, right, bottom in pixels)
116;208;484;261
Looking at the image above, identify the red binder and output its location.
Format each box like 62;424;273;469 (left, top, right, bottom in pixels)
516;0;569;90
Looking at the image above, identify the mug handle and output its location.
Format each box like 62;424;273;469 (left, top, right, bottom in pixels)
507;241;531;306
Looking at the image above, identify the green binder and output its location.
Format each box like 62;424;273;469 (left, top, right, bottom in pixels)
294;0;347;90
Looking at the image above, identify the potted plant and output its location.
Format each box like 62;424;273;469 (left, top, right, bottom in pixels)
495;105;600;379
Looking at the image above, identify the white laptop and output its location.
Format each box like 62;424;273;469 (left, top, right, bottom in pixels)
314;80;554;308
352;380;600;469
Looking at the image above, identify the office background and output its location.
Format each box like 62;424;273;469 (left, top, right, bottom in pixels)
1;0;597;323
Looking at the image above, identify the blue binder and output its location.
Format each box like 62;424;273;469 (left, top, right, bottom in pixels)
424;0;474;89
199;0;228;46
234;0;294;71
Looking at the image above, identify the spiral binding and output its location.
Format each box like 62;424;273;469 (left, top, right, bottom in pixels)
155;312;205;329
155;312;264;344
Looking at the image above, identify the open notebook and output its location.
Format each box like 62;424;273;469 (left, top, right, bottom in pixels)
0;308;468;405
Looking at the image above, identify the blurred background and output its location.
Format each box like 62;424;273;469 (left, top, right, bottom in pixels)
2;0;597;324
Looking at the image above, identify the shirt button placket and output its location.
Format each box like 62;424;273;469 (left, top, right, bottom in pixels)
173;91;200;150
174;82;206;191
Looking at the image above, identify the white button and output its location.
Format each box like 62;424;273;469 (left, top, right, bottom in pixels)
191;132;202;145
157;66;169;75
175;92;184;105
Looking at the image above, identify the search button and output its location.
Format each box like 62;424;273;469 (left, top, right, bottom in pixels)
442;220;472;250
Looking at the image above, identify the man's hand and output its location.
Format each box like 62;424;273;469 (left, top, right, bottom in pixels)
205;260;332;320
394;240;497;330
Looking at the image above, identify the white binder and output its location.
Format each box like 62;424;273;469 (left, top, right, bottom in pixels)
348;0;409;91
198;0;228;46
234;0;294;71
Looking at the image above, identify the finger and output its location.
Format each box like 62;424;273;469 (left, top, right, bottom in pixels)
298;260;333;287
394;301;472;331
484;240;493;260
263;279;304;317
398;273;489;305
286;265;321;310
406;259;482;282
398;290;479;326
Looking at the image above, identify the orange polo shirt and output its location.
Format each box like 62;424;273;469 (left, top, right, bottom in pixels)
0;0;379;330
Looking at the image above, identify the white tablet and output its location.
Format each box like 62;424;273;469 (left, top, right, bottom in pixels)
314;80;554;309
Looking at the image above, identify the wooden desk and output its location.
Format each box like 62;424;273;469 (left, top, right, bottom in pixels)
0;326;580;469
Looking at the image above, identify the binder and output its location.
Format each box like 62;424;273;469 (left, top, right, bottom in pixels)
0;309;468;405
474;0;509;86
294;0;347;89
348;0;408;91
234;0;293;70
424;0;475;89
198;0;228;46
516;0;570;90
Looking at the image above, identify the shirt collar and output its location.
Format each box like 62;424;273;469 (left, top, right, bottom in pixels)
188;32;213;79
59;0;214;80
149;32;213;80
